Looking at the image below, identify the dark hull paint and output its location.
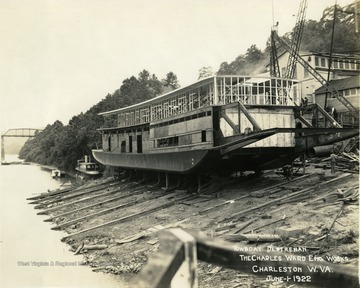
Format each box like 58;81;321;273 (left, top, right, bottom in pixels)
92;147;299;174
92;128;359;174
92;149;209;173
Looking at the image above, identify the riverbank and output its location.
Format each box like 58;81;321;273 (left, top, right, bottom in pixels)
0;156;124;288
30;161;359;287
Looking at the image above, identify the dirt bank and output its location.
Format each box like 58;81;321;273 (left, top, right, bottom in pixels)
30;162;359;288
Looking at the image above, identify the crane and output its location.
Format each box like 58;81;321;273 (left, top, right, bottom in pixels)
270;0;308;78
270;0;359;120
284;0;308;79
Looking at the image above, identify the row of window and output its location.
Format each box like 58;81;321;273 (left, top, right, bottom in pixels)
156;130;207;148
116;85;215;127
343;88;359;96
106;76;301;129
314;57;360;70
150;110;212;129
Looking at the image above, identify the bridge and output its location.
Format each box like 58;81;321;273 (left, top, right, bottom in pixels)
1;128;42;162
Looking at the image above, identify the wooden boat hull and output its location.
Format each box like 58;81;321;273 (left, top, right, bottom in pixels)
93;127;358;174
92;149;209;173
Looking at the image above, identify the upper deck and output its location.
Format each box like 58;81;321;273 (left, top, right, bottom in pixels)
99;75;301;129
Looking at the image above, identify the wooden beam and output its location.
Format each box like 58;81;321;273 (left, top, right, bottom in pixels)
39;186;134;215
43;189;146;221
225;173;351;221
53;190;180;230
220;111;240;134
136;230;185;288
237;101;261;131
297;114;313;128
61;194;193;240
208;175;310;220
28;179;118;202
34;183;123;208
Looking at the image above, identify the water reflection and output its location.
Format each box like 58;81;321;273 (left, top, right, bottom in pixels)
0;155;126;288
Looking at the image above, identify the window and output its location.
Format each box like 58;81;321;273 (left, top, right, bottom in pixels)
121;141;126;153
137;135;143;153
157;136;179;148
201;130;207;142
333;60;338;69
315;57;319;66
344;61;349;69
129;136;133;153
321;57;326;67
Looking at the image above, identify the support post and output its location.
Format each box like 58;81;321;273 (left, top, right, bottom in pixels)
157;173;161;186
165;173;169;191
197;174;201;193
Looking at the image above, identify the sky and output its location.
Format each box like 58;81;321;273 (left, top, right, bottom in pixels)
0;0;355;131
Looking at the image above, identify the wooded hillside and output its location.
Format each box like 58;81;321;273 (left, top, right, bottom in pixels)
19;4;359;171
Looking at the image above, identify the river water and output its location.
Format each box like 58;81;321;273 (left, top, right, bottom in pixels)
0;155;124;288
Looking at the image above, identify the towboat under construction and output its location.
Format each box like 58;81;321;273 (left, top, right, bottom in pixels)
92;75;358;174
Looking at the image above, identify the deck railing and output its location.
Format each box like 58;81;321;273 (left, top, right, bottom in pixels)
135;229;358;288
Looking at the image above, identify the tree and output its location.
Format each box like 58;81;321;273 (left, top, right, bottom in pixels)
245;45;263;63
198;66;214;79
300;4;360;52
163;72;179;89
19;69;166;170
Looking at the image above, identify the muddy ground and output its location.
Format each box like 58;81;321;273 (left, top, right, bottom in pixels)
31;160;359;288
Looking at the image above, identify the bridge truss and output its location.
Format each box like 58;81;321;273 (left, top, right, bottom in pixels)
1;128;42;162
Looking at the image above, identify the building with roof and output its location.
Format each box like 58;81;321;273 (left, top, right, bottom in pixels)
274;51;360;104
314;75;359;126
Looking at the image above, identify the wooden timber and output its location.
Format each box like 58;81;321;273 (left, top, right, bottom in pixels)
43;189;146;221
199;174;310;215
224;173;352;221
61;194;194;240
40;185;143;216
33;184;123;208
52;190;181;230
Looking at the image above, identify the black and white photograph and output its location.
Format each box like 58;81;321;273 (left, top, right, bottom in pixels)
1;0;359;287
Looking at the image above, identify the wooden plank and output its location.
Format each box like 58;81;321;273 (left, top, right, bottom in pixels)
41;187;145;217
225;173;351;221
26;187;72;201
61;195;193;240
242;217;287;234
201;175;311;216
28;179;118;202
224;233;281;242
43;190;144;221
115;219;188;245
52;190;180;230
199;194;249;215
232;218;257;234
136;231;185;288
33;183;123;208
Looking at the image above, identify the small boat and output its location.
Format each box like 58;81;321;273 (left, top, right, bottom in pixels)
75;155;101;177
51;169;66;179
